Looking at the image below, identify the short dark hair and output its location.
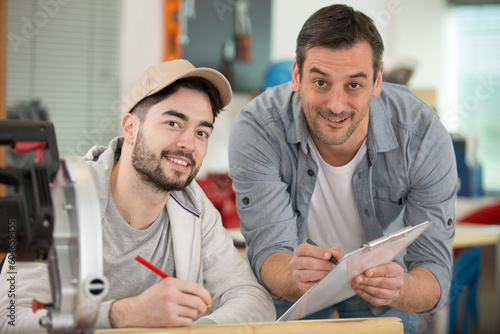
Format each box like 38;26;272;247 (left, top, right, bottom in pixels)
296;4;384;83
130;77;224;121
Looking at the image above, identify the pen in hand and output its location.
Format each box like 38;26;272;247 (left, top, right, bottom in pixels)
306;239;339;265
135;255;212;311
135;255;170;278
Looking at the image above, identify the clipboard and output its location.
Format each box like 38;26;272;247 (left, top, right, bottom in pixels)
277;220;432;321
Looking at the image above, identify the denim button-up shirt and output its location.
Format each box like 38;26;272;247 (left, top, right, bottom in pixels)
228;82;457;313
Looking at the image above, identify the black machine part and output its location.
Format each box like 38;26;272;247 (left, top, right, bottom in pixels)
0;120;60;260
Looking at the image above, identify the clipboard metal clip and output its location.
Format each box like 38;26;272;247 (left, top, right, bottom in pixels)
362;221;433;250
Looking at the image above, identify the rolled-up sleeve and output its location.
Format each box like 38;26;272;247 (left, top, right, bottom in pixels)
403;118;457;313
228;108;300;284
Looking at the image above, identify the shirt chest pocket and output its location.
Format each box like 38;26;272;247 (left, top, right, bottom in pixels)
373;186;407;226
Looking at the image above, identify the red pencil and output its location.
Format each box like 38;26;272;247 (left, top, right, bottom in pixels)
136;255;212;310
135;255;170;278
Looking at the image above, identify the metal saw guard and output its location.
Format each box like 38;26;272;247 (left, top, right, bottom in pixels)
41;157;109;333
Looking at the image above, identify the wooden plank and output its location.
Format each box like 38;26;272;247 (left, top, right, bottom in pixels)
454;223;500;248
85;318;403;334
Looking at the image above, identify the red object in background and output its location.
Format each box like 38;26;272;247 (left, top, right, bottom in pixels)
457;201;500;225
454;200;500;256
196;173;240;229
237;34;252;62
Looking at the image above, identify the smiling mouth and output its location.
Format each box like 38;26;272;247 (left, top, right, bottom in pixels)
321;114;348;123
166;156;189;167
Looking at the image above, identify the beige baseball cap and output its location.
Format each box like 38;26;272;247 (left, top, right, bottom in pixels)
121;59;232;116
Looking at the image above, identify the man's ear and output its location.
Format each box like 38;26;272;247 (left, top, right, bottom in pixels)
373;62;384;98
291;58;301;93
122;113;137;144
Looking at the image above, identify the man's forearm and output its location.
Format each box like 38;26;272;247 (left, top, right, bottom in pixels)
390;267;441;313
261;252;303;302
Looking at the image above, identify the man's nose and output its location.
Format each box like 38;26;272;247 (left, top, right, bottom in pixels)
176;131;196;152
325;86;347;114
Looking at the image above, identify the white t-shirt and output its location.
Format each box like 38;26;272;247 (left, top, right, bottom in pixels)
304;137;368;253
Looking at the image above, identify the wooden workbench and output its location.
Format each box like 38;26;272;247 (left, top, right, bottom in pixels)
73;317;403;334
453;222;500;333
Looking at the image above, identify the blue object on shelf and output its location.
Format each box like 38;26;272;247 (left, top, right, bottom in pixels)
264;60;294;89
448;247;481;334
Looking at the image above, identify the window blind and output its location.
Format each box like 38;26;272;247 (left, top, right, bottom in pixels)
7;0;121;157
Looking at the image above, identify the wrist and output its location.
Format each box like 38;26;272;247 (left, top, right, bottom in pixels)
262;252;302;302
388;272;410;311
109;298;134;328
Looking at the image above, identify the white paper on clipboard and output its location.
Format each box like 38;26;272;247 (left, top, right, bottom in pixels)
277;220;432;321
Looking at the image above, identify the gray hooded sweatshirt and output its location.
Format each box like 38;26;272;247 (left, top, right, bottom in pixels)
0;137;275;333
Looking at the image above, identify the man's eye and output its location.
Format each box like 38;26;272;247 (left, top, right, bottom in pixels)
197;131;209;138
315;80;326;87
166;121;179;127
349;83;360;89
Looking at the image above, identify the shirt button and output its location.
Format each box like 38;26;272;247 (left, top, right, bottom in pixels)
296;210;301;217
307;169;314;176
242;197;250;205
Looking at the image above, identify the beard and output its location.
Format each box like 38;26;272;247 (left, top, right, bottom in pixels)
310;108;360;146
131;129;200;193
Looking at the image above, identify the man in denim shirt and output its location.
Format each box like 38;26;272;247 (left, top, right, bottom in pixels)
228;4;457;334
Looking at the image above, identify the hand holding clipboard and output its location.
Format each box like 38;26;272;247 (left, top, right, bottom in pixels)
278;221;433;321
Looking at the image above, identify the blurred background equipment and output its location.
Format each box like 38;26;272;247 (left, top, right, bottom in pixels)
235;0;252;63
452;134;483;197
7;100;50;173
383;65;415;86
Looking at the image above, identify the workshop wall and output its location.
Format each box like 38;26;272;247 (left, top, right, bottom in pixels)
182;0;271;93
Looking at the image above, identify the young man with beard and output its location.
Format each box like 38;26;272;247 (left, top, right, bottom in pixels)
228;4;457;334
0;59;275;333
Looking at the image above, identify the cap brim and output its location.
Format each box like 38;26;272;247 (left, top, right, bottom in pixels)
122;62;233;117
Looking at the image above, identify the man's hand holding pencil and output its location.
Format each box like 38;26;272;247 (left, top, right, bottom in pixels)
289;241;342;294
107;255;212;328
